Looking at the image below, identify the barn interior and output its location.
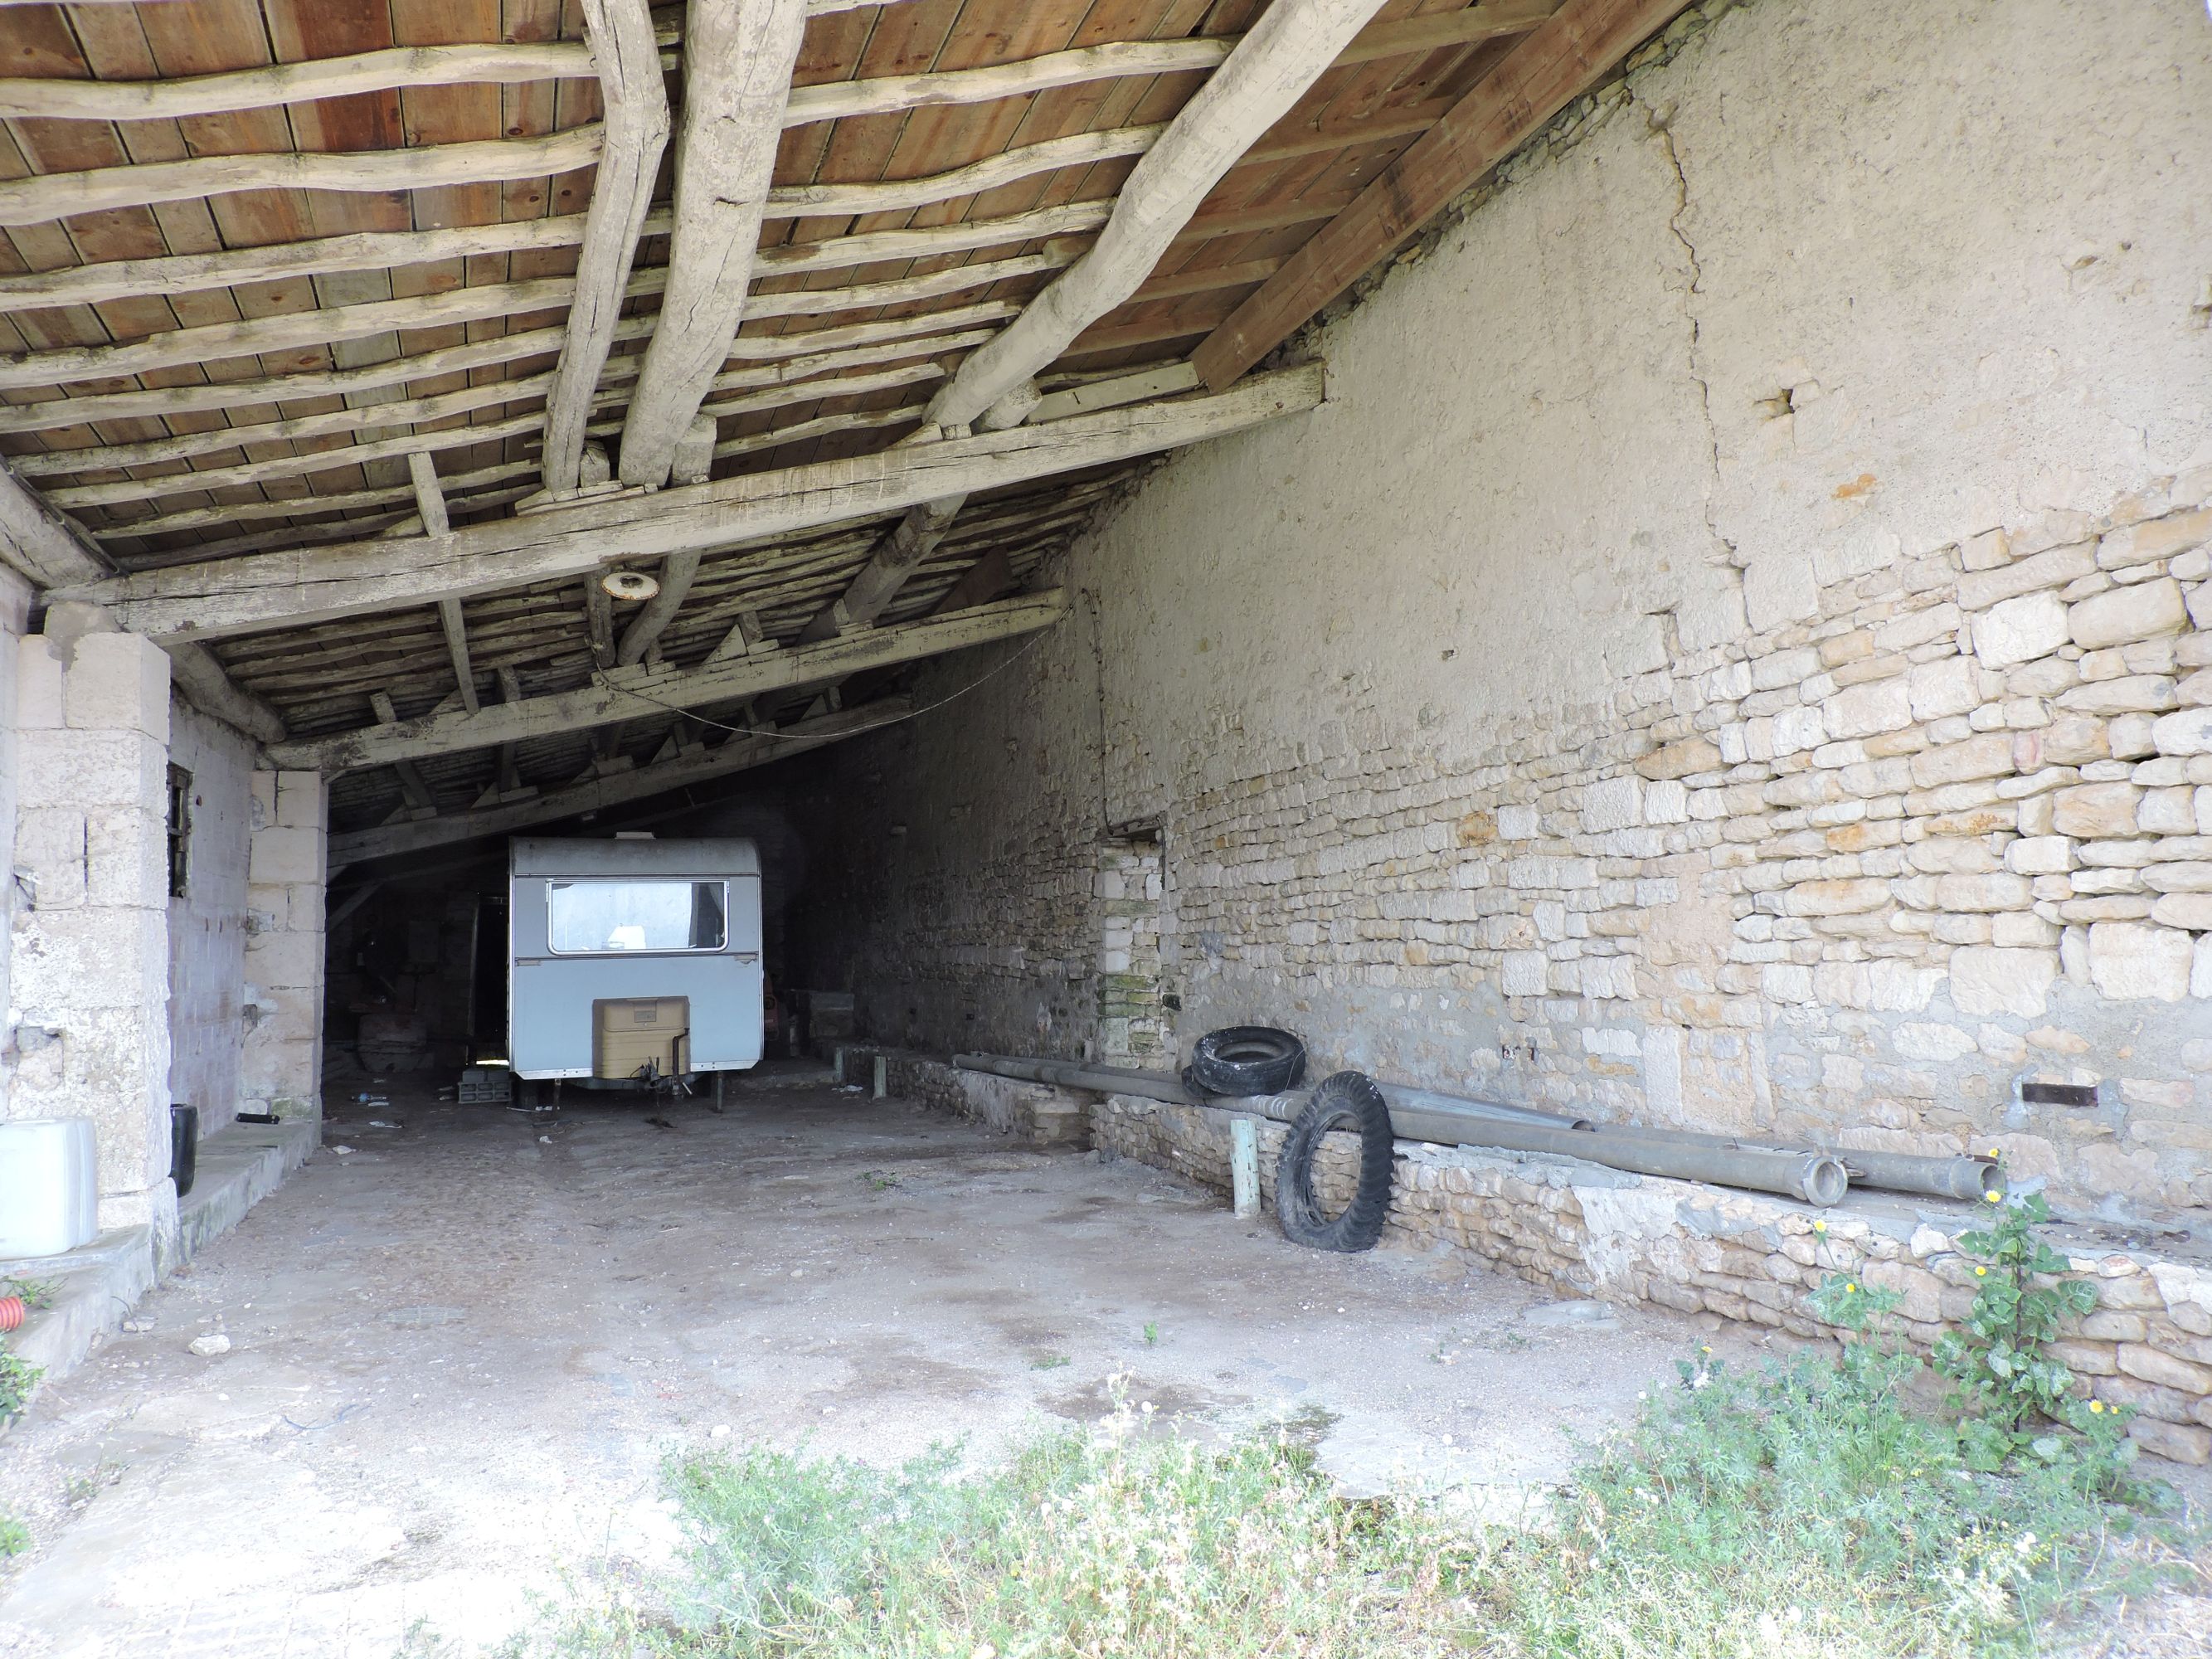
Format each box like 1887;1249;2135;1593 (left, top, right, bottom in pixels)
2;0;2212;1638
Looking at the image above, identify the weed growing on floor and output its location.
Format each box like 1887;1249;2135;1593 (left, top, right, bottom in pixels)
1140;1321;1159;1346
1028;1353;1070;1371
0;1511;27;1558
1934;1190;2122;1472
1;1277;57;1310
0;1349;40;1422
501;1342;2185;1659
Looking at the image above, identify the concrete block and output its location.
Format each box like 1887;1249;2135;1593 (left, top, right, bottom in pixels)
63;631;171;742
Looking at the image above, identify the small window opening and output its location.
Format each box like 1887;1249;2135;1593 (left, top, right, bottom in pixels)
165;765;192;898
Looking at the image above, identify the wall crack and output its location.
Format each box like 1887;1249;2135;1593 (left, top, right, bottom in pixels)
1636;88;1737;569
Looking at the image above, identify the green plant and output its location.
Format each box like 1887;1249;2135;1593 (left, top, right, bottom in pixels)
0;1511;27;1558
2;1277;58;1311
1933;1190;2123;1473
1029;1352;1070;1370
0;1350;41;1421
1141;1321;1159;1346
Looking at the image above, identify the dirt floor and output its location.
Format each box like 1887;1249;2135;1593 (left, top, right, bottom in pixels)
0;1070;2186;1657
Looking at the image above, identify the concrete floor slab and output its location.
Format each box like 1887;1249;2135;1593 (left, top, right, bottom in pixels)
0;1081;1897;1652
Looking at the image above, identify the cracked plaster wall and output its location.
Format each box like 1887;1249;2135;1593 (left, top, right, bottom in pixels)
787;0;2212;1218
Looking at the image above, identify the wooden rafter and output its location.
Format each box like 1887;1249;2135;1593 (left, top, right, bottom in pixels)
1195;0;1693;388
328;698;906;867
271;591;1067;771
542;0;672;495
618;0;809;488
57;368;1320;641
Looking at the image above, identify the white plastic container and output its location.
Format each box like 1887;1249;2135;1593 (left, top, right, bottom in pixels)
0;1117;99;1258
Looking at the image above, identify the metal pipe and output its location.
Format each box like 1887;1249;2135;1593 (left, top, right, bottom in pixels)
954;1053;1848;1206
953;1053;1194;1106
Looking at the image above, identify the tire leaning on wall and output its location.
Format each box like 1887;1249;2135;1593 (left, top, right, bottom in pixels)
1186;1025;1307;1097
1274;1071;1395;1253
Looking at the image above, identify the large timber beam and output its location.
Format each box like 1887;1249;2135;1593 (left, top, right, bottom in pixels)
617;0;808;488
1194;0;1691;389
0;461;105;586
271;591;1065;772
56;366;1321;642
542;0;671;495
328;698;906;868
801;0;1386;645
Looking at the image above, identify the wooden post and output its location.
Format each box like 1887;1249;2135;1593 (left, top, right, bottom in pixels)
1231;1117;1261;1219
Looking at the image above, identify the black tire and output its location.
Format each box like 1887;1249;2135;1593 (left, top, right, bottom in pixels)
1188;1025;1307;1097
1275;1072;1394;1253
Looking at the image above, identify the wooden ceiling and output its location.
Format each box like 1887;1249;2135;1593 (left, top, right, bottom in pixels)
0;0;1685;853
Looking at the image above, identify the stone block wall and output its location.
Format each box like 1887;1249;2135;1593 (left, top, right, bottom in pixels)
241;771;326;1122
1088;1093;2212;1464
782;0;2212;1225
7;629;178;1241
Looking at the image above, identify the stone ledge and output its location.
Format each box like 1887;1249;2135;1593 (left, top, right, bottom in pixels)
2;1117;317;1403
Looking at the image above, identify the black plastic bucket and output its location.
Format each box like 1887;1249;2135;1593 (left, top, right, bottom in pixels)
170;1103;199;1199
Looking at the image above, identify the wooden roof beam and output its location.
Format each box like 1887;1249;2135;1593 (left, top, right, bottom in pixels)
616;0;809;489
0;126;603;226
802;0;1388;645
1194;0;1693;389
329;698;904;868
271;591;1065;771
542;0;673;496
0;460;105;587
0;42;596;122
56;367;1320;641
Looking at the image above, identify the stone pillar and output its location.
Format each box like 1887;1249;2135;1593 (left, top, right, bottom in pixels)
0;567;32;1122
240;771;326;1126
9;627;177;1246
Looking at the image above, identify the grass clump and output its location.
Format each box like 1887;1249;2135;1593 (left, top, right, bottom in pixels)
508;1346;2184;1659
0;1511;27;1558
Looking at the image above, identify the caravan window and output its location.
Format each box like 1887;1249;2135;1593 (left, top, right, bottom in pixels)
547;880;727;954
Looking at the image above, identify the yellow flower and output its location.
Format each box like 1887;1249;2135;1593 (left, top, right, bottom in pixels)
1975;1266;1987;1277
1813;1221;1827;1233
1845;1283;1858;1294
1985;1191;2003;1204
2088;1400;2105;1414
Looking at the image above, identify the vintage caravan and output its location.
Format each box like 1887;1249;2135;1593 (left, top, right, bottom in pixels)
508;837;765;1097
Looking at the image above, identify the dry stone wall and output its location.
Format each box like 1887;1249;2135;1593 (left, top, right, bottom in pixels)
783;0;2212;1224
1087;1093;2212;1465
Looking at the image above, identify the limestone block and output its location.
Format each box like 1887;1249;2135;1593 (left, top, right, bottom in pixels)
2117;1344;2212;1395
1636;737;1722;781
1743;553;1818;631
2196;938;2212;1000
1644;778;1689;824
2140;787;2200;834
249;825;322;886
1908;657;1977;722
2144;864;2212;893
275;771;327;831
2128;1418;2212;1465
1497;804;1539;839
14;635;63;727
1824;677;1913;739
2051;783;2140;839
1784;878;1889;917
1958;542;2096;611
63;632;171;742
2098;505;2212;570
242;929;323;991
1934;872;2032;912
2069;578;2189;649
14;806;88;907
2152;708;2212;756
249;770;279;827
1949;946;2058;1016
2049;1339;2119;1376
2058;675;2178;717
12;909;168;1010
84;806;168;908
1581;776;1643;832
2030;713;2110;767
17;727;166;810
2005;837;2075;876
1974;592;2069;668
1910;732;2014;787
2088;922;2195;1002
1500;951;1548;996
2151;893;2212;931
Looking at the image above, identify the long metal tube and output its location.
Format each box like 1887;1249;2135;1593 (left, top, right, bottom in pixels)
955;1053;1847;1206
952;1053;1194;1105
